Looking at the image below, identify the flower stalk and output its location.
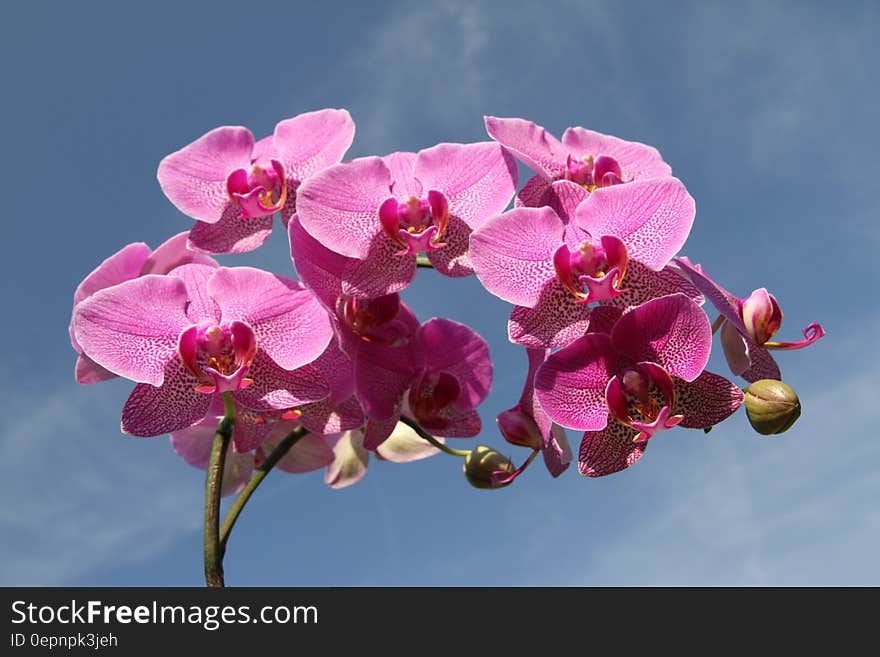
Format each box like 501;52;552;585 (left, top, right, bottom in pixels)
204;392;236;588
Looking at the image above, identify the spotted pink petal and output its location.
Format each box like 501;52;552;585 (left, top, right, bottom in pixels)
208;267;333;371
674;371;744;429
299;395;365;435
484;116;567;180
586;305;623;335
187;210;274;255
740;342;781;383
424;214;476;278
417;318;492;409
171;417;254;496
167;263;220;323
383;152;422;198
352;337;421;419
470;206;563;307
520;347;552;438
362;413;401;451
604;261;703;313
578;419;645;477
534;332;618;431
413;141;518;230
324;431;370;488
515;174;552;208
157;125;254;223
561;127;672;181
340;236;418;298
611;294;711;382
508;279;592;348
121;358;212;436
273;108;355;183
233;351;329;412
543;424;573;478
297;156;392;259
427;407;482;437
73;276;190;386
575;178;695;270
543;180;590;224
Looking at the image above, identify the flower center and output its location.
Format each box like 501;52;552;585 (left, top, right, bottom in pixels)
605;363;683;443
553;235;629;303
336;293;411;346
564;154;624;191
408;371;461;431
226;159;288;219
178;321;257;394
378;190;450;256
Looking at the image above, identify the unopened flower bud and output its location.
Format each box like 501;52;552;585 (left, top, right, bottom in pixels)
463;445;516;489
497;407;543;450
744;379;801;435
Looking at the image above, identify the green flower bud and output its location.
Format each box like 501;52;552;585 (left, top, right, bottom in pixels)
744;379;801;435
463;445;516;489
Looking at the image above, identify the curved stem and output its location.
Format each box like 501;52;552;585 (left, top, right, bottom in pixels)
415;255;434;268
219;426;308;555
711;314;725;335
398;415;470;458
204;392;236;588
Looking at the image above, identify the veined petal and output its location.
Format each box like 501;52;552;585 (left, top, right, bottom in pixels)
167;263;220;323
575;178;695;270
721;320;751;377
674;371;744;429
340;234;418;298
578;418;645;477
384;152;422;198
484;116;567;179
269;430;336;474
73;242;152;306
508;279;592;348
603;261;703;313
73;276;190;386
75;354;117;384
297;156;392;260
470;206;563;308
157;125;254;223
142;231;216;274
425;214;475;278
671;257;747;334
413;141;518;230
542;424;573;477
534;332;618;431
233;351;329;411
187;211;274;255
289;215;346;309
121;358;211;436
273;108;355;182
208;267;333;371
611;294;711;382
740;341;782;383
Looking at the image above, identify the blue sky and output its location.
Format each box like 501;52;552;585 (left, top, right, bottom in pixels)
1;0;877;585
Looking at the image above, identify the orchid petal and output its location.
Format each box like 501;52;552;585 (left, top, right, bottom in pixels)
425;214;475;278
674;371;744;429
417;318;492;408
508;278;592;348
324;431;370;488
121;358;211;436
561;127;672;181
484;116;567;179
375;421;443;463
273;108;355;183
187;211;274;255
578;418;645;477
157;125;254;223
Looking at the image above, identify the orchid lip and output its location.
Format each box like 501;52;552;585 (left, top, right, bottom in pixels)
553;235;629;303
378;190;450;255
409;371;461;430
606;362;682;442
564;153;625;191
178;320;258;393
227;159;288;219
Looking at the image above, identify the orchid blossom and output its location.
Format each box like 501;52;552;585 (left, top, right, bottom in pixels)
673;257;825;382
158;109;355;254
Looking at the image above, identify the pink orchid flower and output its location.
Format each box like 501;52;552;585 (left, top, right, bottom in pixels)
295;144;517;295
470;177;698;348
484;116;672;209
158;108;355;254
70;232;215;384
497;347;573;478
272;423;446;490
672;257;825;382
72;264;334;437
535;294;743;476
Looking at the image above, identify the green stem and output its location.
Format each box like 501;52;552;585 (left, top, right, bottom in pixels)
415;255;434;268
399;415;470;457
219;426;309;555
204;393;236;588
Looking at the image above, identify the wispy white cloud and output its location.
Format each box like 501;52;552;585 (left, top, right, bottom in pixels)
0;382;201;585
